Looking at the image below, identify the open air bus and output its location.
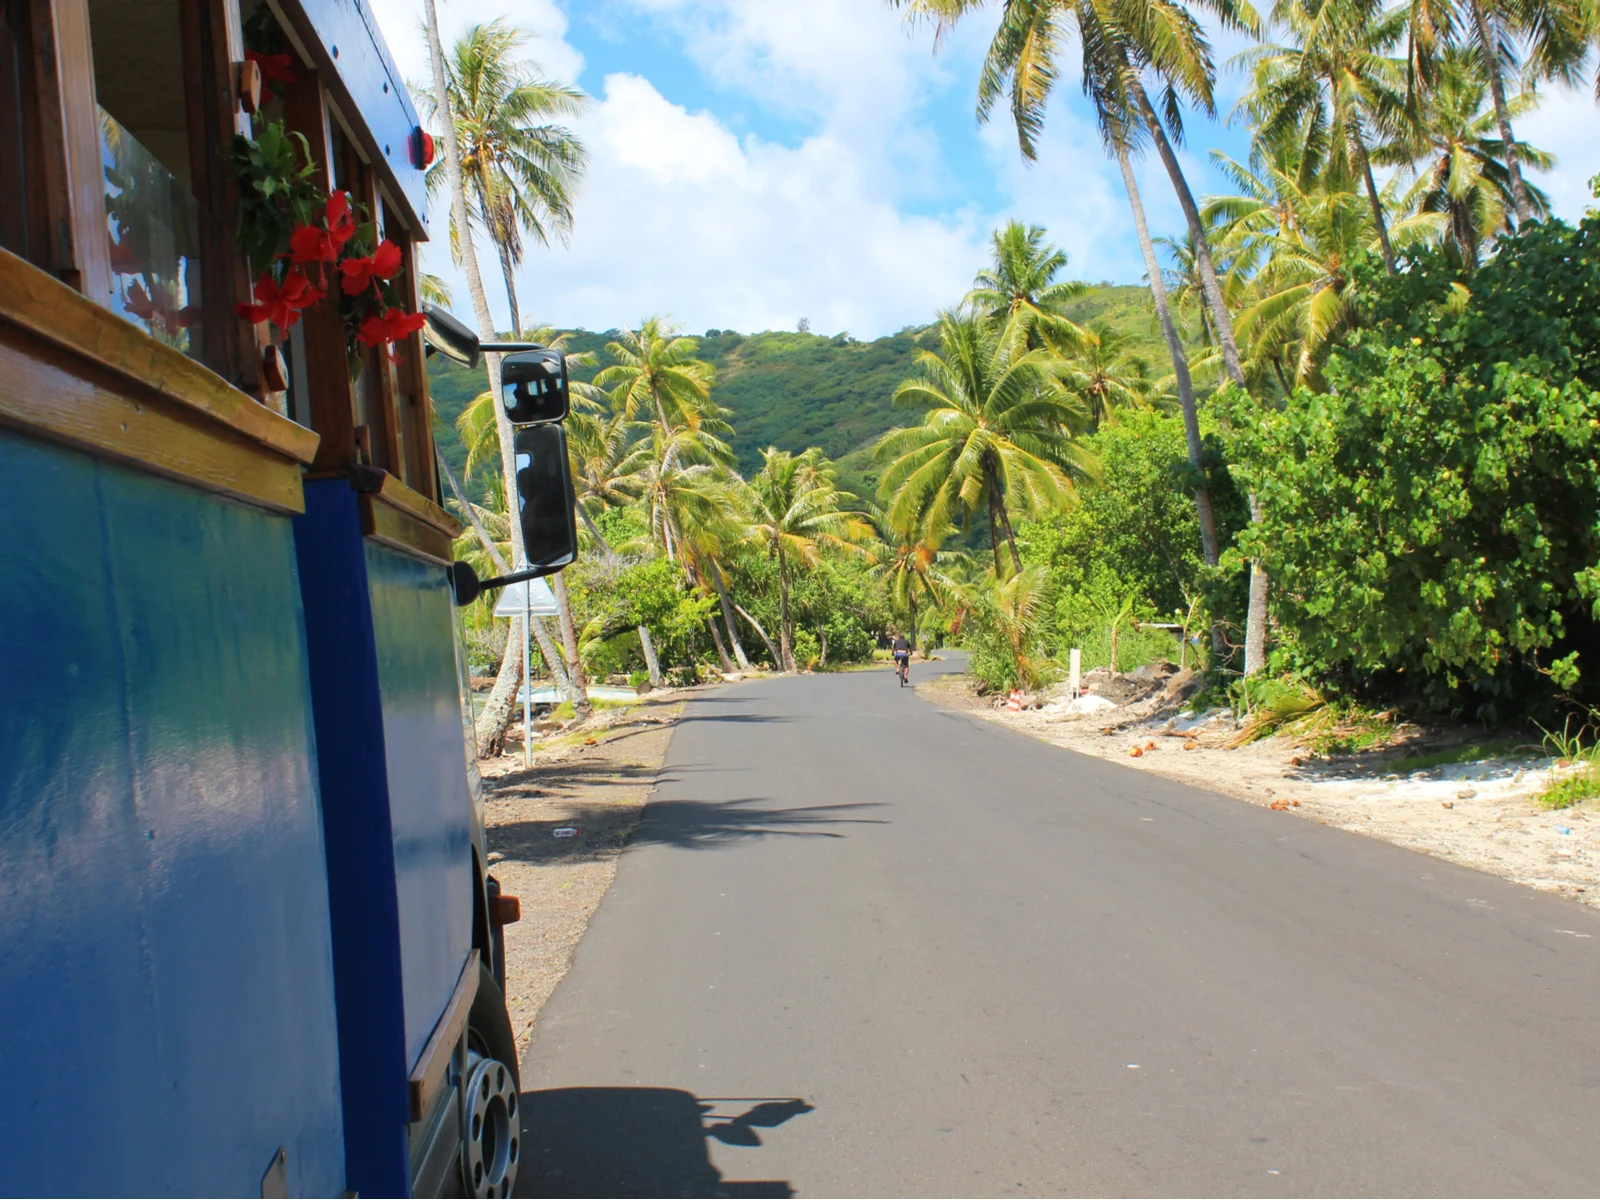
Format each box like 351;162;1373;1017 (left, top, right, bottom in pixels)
0;1;575;1194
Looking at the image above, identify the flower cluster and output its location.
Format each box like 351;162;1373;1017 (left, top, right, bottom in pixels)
234;185;425;368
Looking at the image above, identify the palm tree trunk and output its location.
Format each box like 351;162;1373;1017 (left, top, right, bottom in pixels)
1353;130;1398;272
1129;77;1268;674
577;502;615;559
986;490;1005;578
436;447;574;736
1113;141;1220;570
733;602;780;669
1468;0;1533;224
496;236;523;338
711;562;752;669
777;548;796;672
638;624;663;687
985;461;1024;576
1128;79;1245;388
704;616;735;673
551;570;592;719
908;590;919;654
422;0;522;595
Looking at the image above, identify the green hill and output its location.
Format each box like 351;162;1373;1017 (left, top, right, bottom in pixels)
428;284;1163;503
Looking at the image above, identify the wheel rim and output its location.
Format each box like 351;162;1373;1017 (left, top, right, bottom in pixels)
462;1048;519;1198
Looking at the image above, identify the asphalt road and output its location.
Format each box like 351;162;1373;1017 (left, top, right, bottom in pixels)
519;657;1600;1197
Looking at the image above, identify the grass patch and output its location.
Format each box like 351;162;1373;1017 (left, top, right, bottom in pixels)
1535;709;1600;809
1389;738;1540;773
1540;763;1600;809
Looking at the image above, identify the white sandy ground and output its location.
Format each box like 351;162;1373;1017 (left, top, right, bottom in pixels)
924;675;1599;912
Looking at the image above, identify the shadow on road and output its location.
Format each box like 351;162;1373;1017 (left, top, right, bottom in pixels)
518;1087;811;1198
635;796;887;848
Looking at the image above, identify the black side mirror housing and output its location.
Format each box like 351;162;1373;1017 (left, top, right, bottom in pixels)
500;349;569;424
421;303;481;370
514;423;578;574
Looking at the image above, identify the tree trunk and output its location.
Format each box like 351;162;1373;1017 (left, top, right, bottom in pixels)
818;628;828;668
711;563;752;669
705;616;735;673
475;622;523;757
1354;130;1397;272
638;623;662;687
577;502;615;559
1130;76;1268;672
1469;0;1533;224
1113;141;1220;570
496;235;522;338
908;589;919;654
733;602;781;669
551;571;591;719
986;460;1024;576
985;488;1005;578
1243;496;1270;676
776;548;796;672
422;0;529;610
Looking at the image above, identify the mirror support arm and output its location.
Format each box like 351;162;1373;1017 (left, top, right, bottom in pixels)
478;341;550;353
448;561;557;608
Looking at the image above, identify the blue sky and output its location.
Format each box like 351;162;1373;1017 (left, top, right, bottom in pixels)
371;0;1600;340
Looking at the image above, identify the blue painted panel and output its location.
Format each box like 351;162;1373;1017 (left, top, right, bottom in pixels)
364;544;475;1066
293;482;413;1198
0;433;344;1196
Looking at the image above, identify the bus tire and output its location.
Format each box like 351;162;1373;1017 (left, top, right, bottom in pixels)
462;963;521;1198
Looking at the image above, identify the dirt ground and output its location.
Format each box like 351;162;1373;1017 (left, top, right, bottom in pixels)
477;693;687;1054
921;672;1599;910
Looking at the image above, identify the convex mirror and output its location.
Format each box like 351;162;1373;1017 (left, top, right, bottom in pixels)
514;424;578;574
420;303;480;369
501;350;569;424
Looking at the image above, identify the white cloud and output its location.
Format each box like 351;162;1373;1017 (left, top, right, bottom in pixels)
1517;82;1600;221
472;73;991;337
367;0;583;90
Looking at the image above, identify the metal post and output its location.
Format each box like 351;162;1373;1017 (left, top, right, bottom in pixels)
522;569;533;769
1069;648;1081;698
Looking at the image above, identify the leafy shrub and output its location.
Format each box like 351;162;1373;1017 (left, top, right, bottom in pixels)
1226;213;1600;721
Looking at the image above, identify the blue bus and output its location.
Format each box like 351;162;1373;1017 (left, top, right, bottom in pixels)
0;0;572;1193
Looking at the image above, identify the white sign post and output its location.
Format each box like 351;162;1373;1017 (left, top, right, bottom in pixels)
1069;647;1082;698
493;574;556;768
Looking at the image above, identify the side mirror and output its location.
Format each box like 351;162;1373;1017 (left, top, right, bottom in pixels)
514;423;578;574
501;349;569;424
421;303;481;370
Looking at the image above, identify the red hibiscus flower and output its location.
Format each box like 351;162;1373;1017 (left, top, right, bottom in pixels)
357;307;427;348
325;192;356;250
287;222;338;265
338;238;402;296
244;50;297;104
236;268;324;331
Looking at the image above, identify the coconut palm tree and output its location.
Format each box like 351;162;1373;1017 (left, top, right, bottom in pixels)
875;308;1091;578
869;510;964;653
1221;169;1439;386
1234;0;1410;271
420;1;592;722
745;448;873;672
594;318;723;436
1046;319;1154;432
897;0;1257;663
417;20;588;338
1402;0;1584;225
965;220;1088;344
1373;50;1552;266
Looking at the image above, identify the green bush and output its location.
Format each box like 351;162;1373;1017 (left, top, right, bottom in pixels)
1226;214;1600;721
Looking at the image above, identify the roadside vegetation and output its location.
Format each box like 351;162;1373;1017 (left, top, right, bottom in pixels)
419;0;1600;761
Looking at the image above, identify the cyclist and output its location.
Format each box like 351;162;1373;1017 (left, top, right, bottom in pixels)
891;631;912;686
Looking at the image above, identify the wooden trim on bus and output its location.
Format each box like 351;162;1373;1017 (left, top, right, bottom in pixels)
0;248;320;464
357;471;463;566
0;251;319;513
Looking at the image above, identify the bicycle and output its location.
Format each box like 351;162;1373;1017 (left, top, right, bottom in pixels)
894;652;910;687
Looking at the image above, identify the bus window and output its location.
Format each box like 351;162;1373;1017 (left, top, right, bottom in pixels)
86;0;203;358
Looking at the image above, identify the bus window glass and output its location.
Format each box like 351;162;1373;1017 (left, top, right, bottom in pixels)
87;0;202;357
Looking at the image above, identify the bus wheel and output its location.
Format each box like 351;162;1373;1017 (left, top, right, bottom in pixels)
463;963;520;1198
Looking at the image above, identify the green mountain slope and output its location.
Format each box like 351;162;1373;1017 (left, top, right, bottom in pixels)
429;284;1163;503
